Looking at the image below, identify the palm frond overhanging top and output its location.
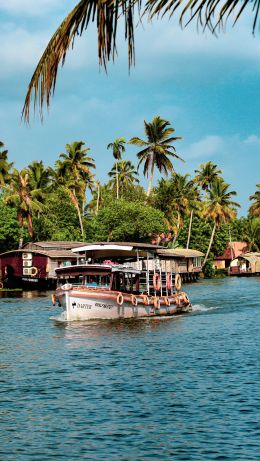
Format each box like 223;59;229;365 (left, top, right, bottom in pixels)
22;0;260;121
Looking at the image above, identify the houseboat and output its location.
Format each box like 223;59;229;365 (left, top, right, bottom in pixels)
0;241;82;289
52;243;192;320
229;252;260;276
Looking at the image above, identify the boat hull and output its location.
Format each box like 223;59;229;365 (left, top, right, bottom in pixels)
54;288;191;321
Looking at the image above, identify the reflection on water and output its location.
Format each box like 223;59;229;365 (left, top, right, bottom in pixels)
0;290;50;299
0;277;260;461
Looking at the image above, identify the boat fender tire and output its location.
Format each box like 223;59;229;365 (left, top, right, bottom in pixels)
182;294;190;306
154;297;160;309
0;281;3;289
175;274;182;291
131;295;138;306
153;273;161;291
142;295;149;305
164;296;171;306
175;295;180;306
117;293;124;305
61;283;73;291
30;267;38;277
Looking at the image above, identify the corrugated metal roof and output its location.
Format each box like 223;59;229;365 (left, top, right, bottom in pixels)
157;248;204;258
23;241;84;250
0;249;79;259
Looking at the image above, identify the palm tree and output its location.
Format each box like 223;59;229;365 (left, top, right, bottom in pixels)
202;179;240;267
154;173;197;243
107;137;126;199
108;160;139;198
4;169;43;238
129;116;183;196
194;161;222;194
0;142;13;187
28;160;53;205
243;218;260;252
22;1;259;121
59;141;95;179
249;184;260;217
55;141;96;237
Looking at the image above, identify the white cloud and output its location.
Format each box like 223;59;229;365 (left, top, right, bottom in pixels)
0;25;48;75
183;135;224;159
243;135;260;145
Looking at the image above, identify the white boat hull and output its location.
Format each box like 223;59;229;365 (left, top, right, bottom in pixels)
54;288;191;321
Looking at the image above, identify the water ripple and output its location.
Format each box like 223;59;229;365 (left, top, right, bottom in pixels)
0;277;260;460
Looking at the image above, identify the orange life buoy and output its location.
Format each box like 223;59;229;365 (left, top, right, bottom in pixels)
117;293;124;305
166;273;172;291
175;273;182;291
153;273;161;291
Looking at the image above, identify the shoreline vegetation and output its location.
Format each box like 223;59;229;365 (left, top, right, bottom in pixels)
0;117;259;279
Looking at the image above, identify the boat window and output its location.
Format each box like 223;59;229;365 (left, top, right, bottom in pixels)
85;275;110;288
112;272;140;294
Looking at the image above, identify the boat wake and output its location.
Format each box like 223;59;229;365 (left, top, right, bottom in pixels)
191;304;222;313
49;311;68;322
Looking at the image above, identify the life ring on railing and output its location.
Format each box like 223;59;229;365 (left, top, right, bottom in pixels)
174;273;182;291
131;295;138;306
153;273;161;291
117;293;124;305
166;273;172;291
0;281;3;289
61;283;73;291
30;267;38;277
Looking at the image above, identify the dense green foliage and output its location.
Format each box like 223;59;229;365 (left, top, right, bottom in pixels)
89;200;166;242
1;121;259;277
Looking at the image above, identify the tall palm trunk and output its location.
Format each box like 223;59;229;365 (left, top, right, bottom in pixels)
76;202;84;238
186;210;193;249
27;213;34;238
70;188;85;238
96;181;100;214
172;212;181;244
202;222;217;267
116;161;119;199
147;156;154;197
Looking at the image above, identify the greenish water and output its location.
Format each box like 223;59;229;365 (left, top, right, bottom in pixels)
0;277;260;460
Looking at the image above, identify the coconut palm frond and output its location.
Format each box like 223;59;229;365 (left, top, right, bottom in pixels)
146;0;260;34
22;0;139;122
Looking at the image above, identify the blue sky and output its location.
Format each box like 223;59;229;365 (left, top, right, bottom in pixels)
0;0;259;216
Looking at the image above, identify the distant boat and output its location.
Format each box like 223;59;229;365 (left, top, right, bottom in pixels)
51;243;192;321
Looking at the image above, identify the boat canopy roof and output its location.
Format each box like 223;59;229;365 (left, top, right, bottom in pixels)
55;264;141;276
71;242;162;259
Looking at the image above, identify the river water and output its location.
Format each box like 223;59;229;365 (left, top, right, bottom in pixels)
0;277;260;460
